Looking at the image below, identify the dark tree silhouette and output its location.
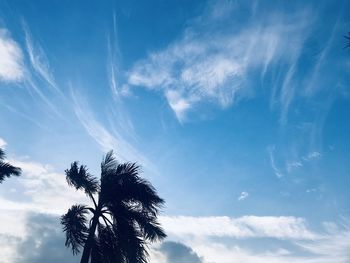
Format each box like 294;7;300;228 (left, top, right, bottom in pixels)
61;151;166;263
0;148;21;183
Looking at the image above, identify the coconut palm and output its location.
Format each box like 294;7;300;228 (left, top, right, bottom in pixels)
0;148;21;183
61;151;166;263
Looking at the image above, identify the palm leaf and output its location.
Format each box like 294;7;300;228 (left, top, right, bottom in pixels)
61;204;89;255
65;162;99;195
0;148;5;160
96;223;124;263
102;162;164;214
107;203;166;242
117;219;148;263
0;148;21;183
101;150;118;179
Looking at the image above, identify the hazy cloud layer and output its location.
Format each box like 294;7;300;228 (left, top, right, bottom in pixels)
13;213;79;263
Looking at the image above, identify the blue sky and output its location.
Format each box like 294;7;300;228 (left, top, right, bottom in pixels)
0;0;350;262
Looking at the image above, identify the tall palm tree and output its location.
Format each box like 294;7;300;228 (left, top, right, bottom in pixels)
0;148;21;183
61;151;166;263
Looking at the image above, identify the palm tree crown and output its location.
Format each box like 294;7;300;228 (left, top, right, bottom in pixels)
0;148;21;183
61;151;166;263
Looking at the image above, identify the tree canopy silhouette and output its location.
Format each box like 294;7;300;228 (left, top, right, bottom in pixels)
61;150;166;263
0;148;21;183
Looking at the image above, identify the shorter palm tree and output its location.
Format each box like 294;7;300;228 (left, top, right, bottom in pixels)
0;148;21;183
61;151;166;263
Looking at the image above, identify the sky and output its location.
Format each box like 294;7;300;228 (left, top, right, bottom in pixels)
0;0;350;262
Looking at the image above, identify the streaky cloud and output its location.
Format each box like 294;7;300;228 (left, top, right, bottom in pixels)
22;22;60;93
71;87;155;172
161;215;318;240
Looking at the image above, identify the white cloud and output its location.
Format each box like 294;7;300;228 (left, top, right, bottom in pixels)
0;138;7;148
238;191;249;201
0;29;24;82
165;90;193;121
4;158;86;214
0;156;87;261
160;216;350;263
127;4;310;121
0;156;349;263
161;215;317;240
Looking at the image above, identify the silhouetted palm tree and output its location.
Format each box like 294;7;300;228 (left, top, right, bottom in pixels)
0;148;21;183
61;151;166;263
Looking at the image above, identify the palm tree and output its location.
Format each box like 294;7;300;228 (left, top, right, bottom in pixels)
0;148;21;183
61;151;166;263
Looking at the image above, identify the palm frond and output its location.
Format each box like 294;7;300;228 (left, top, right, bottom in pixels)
101;150;117;179
107;203;166;242
97;223;124;263
119;163;164;212
134;214;166;242
0;149;21;183
116;220;148;263
65;162;99;195
102;162;164;214
0;148;5;160
61;204;89;255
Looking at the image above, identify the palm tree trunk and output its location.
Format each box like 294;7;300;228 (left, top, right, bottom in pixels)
80;211;100;263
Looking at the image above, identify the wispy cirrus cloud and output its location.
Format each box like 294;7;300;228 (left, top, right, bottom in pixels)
268;145;284;178
106;16;138;142
0;24;63;120
126;2;311;122
302;151;321;161
0;29;24;82
71;88;154;172
23;23;60;93
268;144;322;177
107;13;130;99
